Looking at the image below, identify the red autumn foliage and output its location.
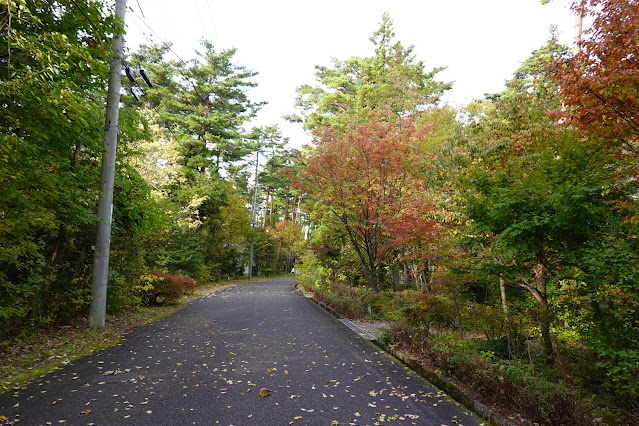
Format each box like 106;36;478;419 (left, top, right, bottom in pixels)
298;116;438;289
138;272;197;305
550;0;639;147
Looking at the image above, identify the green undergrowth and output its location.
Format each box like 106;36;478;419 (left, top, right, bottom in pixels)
299;279;635;425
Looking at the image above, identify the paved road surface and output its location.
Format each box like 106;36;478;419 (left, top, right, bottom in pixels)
0;278;482;425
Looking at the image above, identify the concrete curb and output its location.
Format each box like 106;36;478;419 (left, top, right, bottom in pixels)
297;286;518;426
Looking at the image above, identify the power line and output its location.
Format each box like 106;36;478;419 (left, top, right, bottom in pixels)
126;8;190;68
205;0;222;48
68;0;108;44
192;0;209;40
158;0;178;40
135;0;145;19
126;9;214;103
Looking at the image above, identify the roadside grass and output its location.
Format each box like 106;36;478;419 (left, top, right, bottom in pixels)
0;304;184;394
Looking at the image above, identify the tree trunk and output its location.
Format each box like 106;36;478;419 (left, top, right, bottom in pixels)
262;188;270;227
50;224;67;266
573;0;585;55
534;263;554;365
453;293;464;339
291;195;296;224
295;195;302;224
274;238;282;275
269;192;274;224
287;246;295;273
499;274;509;322
51;142;82;266
366;267;378;291
539;299;554;364
283;196;289;222
343;219;377;290
511;263;554;364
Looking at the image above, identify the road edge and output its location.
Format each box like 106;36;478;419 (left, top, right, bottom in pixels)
296;285;518;426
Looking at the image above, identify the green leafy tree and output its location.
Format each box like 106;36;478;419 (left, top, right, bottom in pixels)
0;0;120;327
131;40;262;176
490;33;568;100
128;39;268;283
174;40;261;176
290;13;451;131
463;91;616;364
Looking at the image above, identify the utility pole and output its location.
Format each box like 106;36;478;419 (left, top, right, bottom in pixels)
89;0;126;328
248;151;259;279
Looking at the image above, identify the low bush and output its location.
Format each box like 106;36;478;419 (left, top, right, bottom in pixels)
389;323;590;425
133;272;197;305
308;281;368;318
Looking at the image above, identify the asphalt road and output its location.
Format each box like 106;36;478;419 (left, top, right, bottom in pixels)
0;278;482;425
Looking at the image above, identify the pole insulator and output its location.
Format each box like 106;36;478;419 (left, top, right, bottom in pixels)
125;66;137;83
139;68;153;87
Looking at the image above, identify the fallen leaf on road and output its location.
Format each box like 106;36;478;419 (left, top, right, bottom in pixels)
259;388;272;398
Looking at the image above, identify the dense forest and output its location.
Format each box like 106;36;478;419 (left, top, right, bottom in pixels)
1;0;638;424
0;0;303;327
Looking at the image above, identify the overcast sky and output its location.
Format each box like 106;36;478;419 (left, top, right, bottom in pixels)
125;0;579;147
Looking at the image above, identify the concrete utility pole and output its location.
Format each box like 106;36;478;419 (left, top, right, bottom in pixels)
89;0;126;328
248;152;259;280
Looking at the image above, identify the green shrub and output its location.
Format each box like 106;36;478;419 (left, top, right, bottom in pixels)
595;346;639;400
378;327;392;345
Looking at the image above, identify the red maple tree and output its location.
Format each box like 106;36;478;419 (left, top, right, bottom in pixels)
299;116;438;289
551;0;639;148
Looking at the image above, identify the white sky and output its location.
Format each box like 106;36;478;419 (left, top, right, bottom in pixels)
124;0;579;148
